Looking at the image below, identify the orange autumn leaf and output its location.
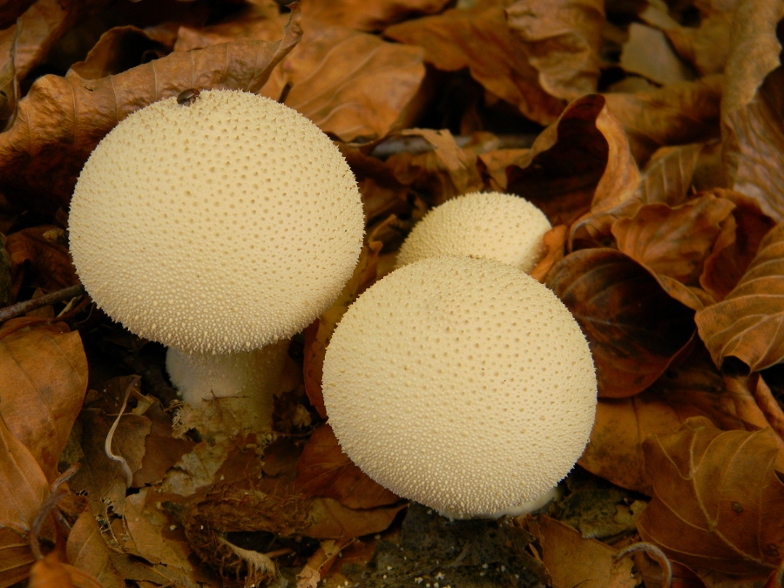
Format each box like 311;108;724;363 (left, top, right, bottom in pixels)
0;8;302;213
295;424;399;510
546;248;694;398
0;323;87;480
612;195;735;286
28;553;102;588
384;4;563;125
506;0;605;101
638;417;784;575
696;222;784;372
300;0;451;32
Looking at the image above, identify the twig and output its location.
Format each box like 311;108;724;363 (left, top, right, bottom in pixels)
0;284;85;323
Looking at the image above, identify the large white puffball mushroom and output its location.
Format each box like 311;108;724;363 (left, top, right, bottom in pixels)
323;256;597;519
70;90;364;355
395;192;552;273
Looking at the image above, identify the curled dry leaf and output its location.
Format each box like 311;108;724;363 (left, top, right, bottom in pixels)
70;26;168;80
300;0;452;31
700;189;776;301
0;9;302;212
721;0;784;221
385;128;484;205
295;424;399;510
665;3;735;77
604;75;722;164
305;499;406;540
612;195;736;286
529;224;567;283
177;7;431;143
580;345;751;495
505;0;604;101
546;248;695;398
5;226;78;301
0;410;48;576
0;323;87;480
66;509;124;588
28;552;103;588
636;143;704;209
527;516;636;588
638;417;784;575
620;23;695;86
506;94;628;228
696;222;784;373
384;5;564;125
274;16;427;143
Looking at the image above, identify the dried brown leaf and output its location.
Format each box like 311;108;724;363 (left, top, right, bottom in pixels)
580;345;751;495
70;26;167;80
665;5;734;77
637;143;704;208
66;509;124;588
612;195;736;286
301;0;451;31
274;16;426;142
384;5;564;125
620;23;695;85
385;128;483;205
528;516;636;588
305;499;406;540
0;527;35;588
721;0;784;221
700;189;777;300
0;323;86;480
546;248;695;398
638;417;784;575
29;552;102;588
696;222;784;373
295;424;399;509
530;224;567;283
0;10;302;212
5;226;78;301
604;75;722;164
506;94;635;228
506;0;604;100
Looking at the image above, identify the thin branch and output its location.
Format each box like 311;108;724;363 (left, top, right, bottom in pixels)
0;284;85;323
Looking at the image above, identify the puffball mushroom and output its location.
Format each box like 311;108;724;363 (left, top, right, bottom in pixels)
395;191;552;273
323;255;597;519
69;89;364;429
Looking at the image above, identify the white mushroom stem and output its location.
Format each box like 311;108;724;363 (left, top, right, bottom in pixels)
166;339;290;431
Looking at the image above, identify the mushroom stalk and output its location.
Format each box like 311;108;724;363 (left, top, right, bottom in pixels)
166;340;290;431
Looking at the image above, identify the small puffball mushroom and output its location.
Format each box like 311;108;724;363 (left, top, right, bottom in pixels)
323;256;597;519
69;89;364;429
395;191;552;273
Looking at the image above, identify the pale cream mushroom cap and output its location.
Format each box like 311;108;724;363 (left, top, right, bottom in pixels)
69;90;364;354
395;192;552;273
323;256;597;519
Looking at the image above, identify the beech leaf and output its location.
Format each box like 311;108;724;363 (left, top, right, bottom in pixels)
0;8;302;212
0;323;87;479
506;0;605;101
384;5;563;125
638;417;784;575
546;248;695;398
300;0;452;32
696;222;784;372
295;424;399;510
612;195;736;286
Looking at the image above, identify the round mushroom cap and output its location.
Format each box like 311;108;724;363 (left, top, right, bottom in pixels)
395;191;552;273
323;256;597;518
69;90;364;354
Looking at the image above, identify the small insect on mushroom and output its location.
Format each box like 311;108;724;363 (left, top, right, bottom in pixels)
177;88;200;106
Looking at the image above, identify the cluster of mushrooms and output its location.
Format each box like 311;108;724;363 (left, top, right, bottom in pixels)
69;90;598;520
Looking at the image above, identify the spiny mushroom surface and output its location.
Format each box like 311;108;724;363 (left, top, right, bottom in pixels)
69;90;364;428
323;255;597;519
70;89;363;354
395;191;552;273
